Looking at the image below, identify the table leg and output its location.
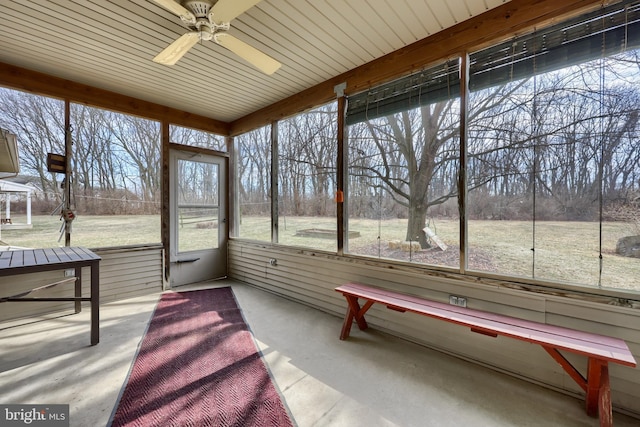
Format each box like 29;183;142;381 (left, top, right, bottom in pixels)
74;266;82;313
90;260;99;346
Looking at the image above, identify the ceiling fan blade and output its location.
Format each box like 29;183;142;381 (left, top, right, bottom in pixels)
153;32;200;65
214;33;281;75
211;0;262;24
149;0;196;24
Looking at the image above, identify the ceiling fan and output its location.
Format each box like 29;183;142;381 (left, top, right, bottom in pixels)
150;0;281;74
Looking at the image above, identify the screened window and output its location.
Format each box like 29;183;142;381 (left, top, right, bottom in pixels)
0;89;161;248
277;103;338;250
235;125;272;241
70;105;161;247
467;0;640;291
0;89;65;248
230;1;640;295
347;61;461;267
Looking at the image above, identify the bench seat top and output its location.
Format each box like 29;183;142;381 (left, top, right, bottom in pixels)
336;282;636;367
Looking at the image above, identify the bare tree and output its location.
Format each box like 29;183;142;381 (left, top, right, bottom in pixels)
0;88;65;202
278;103;337;216
107;113;161;208
237;125;271;215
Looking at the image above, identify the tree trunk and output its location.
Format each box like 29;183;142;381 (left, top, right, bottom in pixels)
406;202;430;248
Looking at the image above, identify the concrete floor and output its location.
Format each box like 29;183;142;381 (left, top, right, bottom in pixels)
1;279;638;427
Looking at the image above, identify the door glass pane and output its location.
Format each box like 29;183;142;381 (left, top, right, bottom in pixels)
177;159;219;252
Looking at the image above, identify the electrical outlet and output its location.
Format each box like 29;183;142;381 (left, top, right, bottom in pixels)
449;295;467;308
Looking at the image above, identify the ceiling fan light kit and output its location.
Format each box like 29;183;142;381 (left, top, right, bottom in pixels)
152;0;281;74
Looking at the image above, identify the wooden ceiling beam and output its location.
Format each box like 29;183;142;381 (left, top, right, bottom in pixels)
0;62;230;136
229;0;604;136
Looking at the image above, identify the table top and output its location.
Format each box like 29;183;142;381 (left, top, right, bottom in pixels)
0;247;101;274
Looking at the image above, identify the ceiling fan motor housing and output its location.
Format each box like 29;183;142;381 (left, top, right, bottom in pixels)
196;22;214;40
183;0;228;37
183;0;215;18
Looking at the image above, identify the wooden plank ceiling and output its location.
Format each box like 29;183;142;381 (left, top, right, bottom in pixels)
0;0;508;125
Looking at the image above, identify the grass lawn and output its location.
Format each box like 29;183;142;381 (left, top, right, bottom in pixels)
1;214;161;248
240;215;640;293
2;214;638;293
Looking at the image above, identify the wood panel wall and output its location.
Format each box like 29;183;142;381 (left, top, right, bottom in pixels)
228;240;640;417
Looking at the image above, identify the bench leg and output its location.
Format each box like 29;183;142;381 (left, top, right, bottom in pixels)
598;364;612;427
340;305;355;340
543;346;587;392
544;347;614;426
586;358;614;427
586;358;604;417
339;295;373;340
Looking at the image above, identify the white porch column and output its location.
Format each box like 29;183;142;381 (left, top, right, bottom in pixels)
5;195;9;220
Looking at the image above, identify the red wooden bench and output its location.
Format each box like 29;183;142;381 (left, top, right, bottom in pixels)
335;282;637;427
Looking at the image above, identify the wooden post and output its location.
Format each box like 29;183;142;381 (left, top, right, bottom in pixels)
335;83;347;255
161;121;170;285
64;100;72;247
227;136;238;238
271;121;279;243
459;54;469;273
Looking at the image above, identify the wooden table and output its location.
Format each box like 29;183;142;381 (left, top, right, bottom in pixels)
0;247;101;345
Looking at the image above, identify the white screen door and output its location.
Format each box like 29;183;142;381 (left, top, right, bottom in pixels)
170;150;227;286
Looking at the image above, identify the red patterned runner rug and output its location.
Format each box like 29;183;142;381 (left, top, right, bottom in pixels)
110;287;294;427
